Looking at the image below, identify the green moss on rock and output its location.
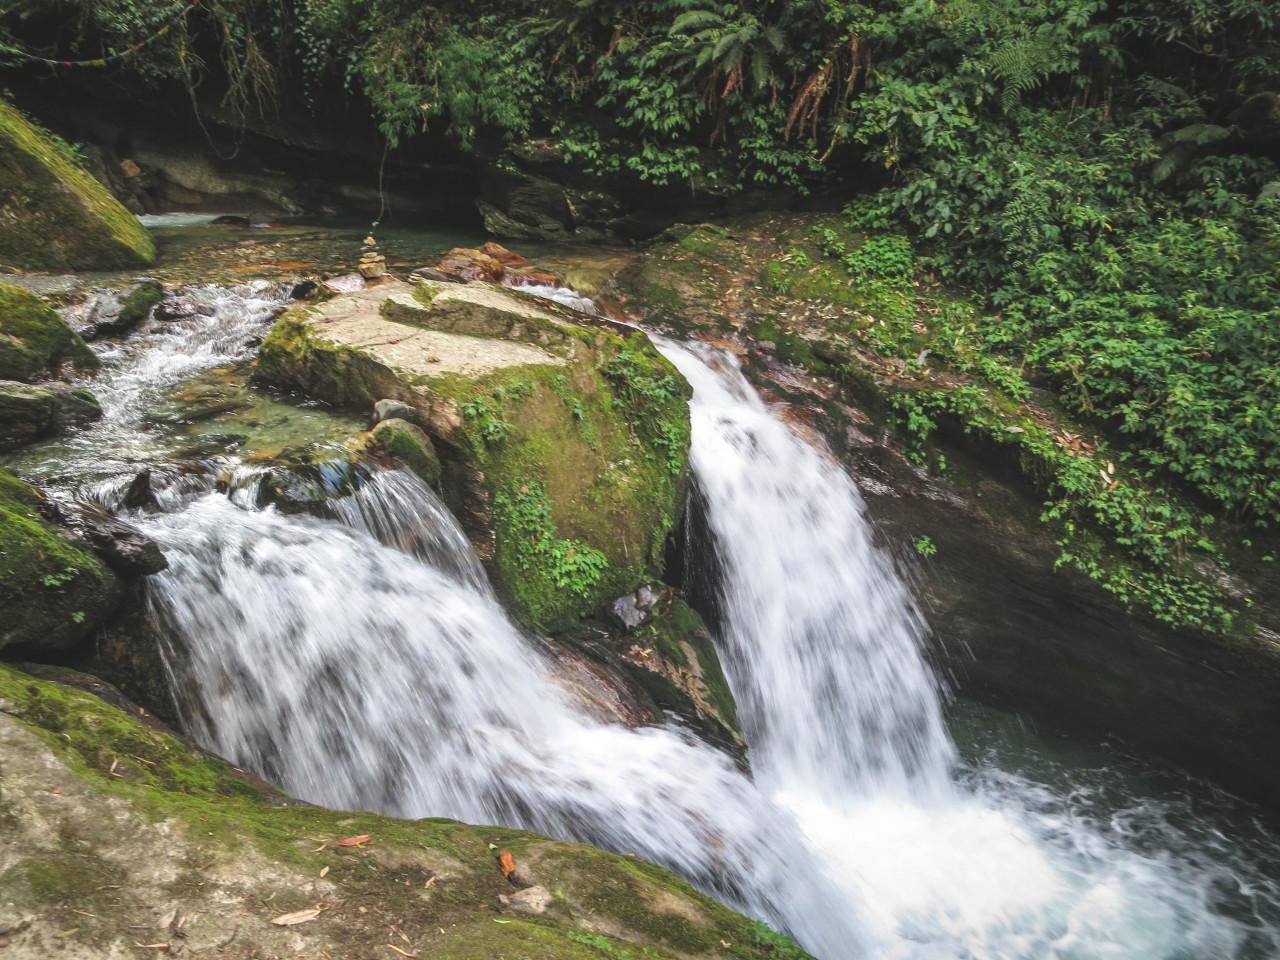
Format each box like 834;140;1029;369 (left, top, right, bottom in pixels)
257;283;692;631
0;466;121;651
372;417;442;486
437;329;691;629
0;662;815;960
117;282;163;327
0;102;155;270
0;282;97;380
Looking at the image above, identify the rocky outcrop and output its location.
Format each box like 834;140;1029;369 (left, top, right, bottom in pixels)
0;662;806;960
0;468;122;653
256;278;691;631
0;102;155;270
0;283;98;381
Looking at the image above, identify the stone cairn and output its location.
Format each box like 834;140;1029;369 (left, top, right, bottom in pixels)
358;234;386;278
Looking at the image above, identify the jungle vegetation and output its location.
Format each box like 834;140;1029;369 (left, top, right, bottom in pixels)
3;0;1279;625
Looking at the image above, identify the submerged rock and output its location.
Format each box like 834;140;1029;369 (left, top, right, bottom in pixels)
256;278;691;629
0;101;155;270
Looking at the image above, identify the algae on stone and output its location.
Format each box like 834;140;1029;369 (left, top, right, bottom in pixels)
0;282;98;381
0;102;156;270
0;467;121;652
371;417;442;486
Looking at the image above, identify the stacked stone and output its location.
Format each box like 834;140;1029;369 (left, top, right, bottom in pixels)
358;235;386;278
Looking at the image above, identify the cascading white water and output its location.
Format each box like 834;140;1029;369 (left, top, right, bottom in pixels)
17;281;293;496
15;277;1277;960
141;472;869;960
653;339;954;802
654;337;1277;959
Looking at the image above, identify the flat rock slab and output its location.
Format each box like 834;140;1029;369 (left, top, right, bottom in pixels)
307;283;566;379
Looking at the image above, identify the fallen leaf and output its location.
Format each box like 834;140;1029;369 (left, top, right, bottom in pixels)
319;867;329;878
337;834;372;847
386;947;419;958
50;787;61;794
499;850;515;879
270;909;321;926
493;919;512;924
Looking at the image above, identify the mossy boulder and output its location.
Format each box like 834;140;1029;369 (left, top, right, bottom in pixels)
0;380;55;445
0;379;102;447
0;467;122;652
371;417;442;486
0;662;813;960
0;101;156;270
257;279;691;630
0;282;98;381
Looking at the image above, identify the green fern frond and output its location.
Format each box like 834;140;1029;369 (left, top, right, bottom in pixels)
670;10;724;35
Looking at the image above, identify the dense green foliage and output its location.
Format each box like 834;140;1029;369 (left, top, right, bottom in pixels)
4;0;1279;625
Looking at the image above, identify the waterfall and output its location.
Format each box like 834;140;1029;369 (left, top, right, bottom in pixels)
32;277;1271;960
142;474;868;960
653;339;953;802
651;338;1277;959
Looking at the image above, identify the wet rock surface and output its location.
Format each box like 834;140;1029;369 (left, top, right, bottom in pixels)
36;496;168;577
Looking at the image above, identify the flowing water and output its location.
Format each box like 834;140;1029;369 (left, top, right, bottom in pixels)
6;271;1280;960
655;338;1280;958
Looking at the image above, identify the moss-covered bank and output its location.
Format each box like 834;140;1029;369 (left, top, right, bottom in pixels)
0;101;155;271
0;662;811;960
621;216;1280;803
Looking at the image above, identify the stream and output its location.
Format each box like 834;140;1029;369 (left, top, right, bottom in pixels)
4;223;1280;959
